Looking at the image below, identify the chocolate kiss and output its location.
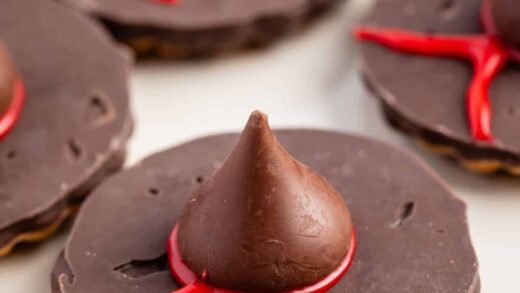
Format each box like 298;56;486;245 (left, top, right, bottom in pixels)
177;111;353;292
490;0;520;48
0;42;17;116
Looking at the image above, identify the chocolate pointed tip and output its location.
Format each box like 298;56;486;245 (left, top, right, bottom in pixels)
232;110;280;162
247;110;268;126
178;112;353;292
243;110;270;136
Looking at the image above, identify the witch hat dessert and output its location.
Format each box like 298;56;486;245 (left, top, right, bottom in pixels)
0;0;132;257
53;0;346;58
0;43;24;141
52;111;479;292
169;111;355;292
356;0;520;175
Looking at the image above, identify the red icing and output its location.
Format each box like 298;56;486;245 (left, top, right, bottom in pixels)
0;78;25;141
153;0;180;4
355;0;520;142
167;225;357;293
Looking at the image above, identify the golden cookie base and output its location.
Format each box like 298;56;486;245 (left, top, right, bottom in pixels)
0;206;78;257
418;140;520;175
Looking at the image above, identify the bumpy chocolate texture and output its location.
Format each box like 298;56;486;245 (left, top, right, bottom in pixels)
178;111;353;292
491;0;520;48
0;42;16;116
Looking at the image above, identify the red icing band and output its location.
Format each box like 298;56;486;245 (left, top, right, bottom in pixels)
355;0;520;142
167;225;357;293
0;78;25;141
153;0;180;4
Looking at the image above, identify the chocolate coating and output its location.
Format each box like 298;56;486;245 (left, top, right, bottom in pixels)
0;42;16;116
0;0;132;253
54;0;344;57
359;0;520;169
52;130;479;293
178;112;352;292
491;0;520;48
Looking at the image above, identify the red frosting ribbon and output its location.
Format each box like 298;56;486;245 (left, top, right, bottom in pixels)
167;225;357;293
0;78;25;141
355;0;520;142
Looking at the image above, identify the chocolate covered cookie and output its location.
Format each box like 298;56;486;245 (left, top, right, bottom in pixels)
356;0;520;174
54;0;345;58
0;0;132;257
52;112;479;293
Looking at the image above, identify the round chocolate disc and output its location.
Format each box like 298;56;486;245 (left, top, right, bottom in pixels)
52;131;479;292
0;43;16;116
0;0;132;256
359;0;520;174
54;0;345;58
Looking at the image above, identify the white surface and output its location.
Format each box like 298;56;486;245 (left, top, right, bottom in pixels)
0;1;518;292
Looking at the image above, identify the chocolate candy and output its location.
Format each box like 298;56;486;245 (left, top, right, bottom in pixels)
0;43;16;116
177;112;353;292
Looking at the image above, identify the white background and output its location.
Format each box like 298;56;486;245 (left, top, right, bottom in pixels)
1;0;518;292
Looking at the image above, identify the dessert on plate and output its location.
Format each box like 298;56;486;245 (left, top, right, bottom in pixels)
357;0;520;174
52;111;479;293
0;0;133;257
0;43;24;141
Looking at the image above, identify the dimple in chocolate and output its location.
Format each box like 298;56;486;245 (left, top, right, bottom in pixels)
0;43;25;141
356;0;520;142
167;111;356;293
